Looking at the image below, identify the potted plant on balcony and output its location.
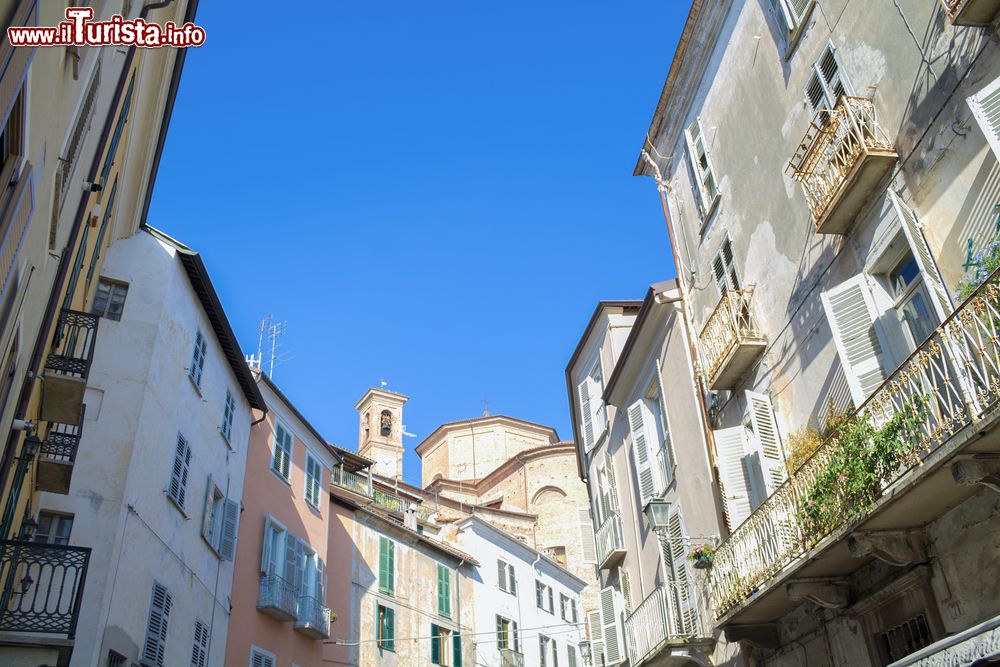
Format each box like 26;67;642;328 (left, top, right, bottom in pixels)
688;544;716;569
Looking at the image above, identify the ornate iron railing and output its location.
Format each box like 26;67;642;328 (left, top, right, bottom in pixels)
625;583;709;665
500;647;525;667
595;513;625;567
295;595;330;638
709;272;1000;619
699;288;765;382
788;96;895;229
45;309;99;379
38;406;86;463
0;539;90;637
257;574;298;619
331;464;372;496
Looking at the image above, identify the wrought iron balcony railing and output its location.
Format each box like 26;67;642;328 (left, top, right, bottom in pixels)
41;309;99;425
331;464;372;497
36;406;86;495
709;270;1000;619
625;583;710;666
500;647;525;667
788;95;896;234
294;595;330;639
257;574;298;621
942;0;1000;25
0;539;90;638
699;288;767;390
595;513;626;570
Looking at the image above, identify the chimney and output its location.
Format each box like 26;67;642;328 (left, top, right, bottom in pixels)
404;504;418;531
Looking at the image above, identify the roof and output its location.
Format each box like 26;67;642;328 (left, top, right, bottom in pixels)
142;226;265;411
564;300;643;478
354;386;409;410
328;443;374;472
604;280;680;403
333;493;479;566
415;414;560;456
424;441;579;500
255;372;342;465
456;515;588;589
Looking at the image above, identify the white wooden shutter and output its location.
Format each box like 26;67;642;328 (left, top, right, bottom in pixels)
588;610;605;666
497;559;508;591
821;274;887;407
604;451;619;513
201;475;215;543
969;75;1000;159
600;586;624;664
251;649;275;667
654;358;676;487
713;426;753;530
578;508;597;564
284;534;303;591
746;391;787;494
665;506;697;635
890;191;953;321
316;557;326;602
578;379;595;451
628;401;657;504
191;619;209;667
141;582;172;667
219;498;240;561
169;434;191;509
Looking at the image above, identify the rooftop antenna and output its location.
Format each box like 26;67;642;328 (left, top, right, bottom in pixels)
249;315;293;378
481;399;490;417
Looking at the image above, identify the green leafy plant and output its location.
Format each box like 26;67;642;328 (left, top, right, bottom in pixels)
799;396;927;540
784;401;852;474
958;240;1000;301
688;544;716;561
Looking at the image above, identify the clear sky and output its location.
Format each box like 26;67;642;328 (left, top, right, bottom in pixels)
148;1;689;487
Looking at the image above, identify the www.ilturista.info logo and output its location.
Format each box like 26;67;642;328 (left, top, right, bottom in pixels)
7;7;205;48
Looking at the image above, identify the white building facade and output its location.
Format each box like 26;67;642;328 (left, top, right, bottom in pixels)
453;516;586;667
36;227;265;667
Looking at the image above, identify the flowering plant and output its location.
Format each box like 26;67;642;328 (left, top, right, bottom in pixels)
958;239;1000;301
688;545;716;561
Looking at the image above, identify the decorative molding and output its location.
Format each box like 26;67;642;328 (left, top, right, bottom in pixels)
950;455;1000;493
848;530;926;566
723;623;780;649
786;578;849;609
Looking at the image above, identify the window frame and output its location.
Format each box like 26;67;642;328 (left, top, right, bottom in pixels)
270;420;293;483
437;563;452;618
167;433;192;513
379;536;395;595
684;116;721;222
535;579;555;614
189;330;207;390
376;603;396;652
496;614;520;652
497;559;517;595
91;278;128;321
304;450;322;509
34;511;73;545
220;389;236;445
249;646;276;667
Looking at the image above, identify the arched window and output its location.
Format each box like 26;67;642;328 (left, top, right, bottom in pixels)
380;409;392;436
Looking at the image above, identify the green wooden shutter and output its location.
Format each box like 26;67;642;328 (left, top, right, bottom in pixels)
453;631;463;667
430;623;441;663
379;537;395;594
437;565;451;617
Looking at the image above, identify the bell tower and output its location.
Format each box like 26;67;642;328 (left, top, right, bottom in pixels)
355;387;408;481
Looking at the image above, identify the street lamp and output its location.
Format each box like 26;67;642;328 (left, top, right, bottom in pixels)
578;640;592;666
643;498;671;530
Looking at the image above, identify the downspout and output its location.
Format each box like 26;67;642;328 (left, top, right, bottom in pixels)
640;150;718;472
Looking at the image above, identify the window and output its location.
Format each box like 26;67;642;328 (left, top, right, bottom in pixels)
619;567;634;615
886;250;937;349
560;593;578;623
107;651;126;667
220;390;235;444
577;357;606;451
536;580;554;613
271;421;292;482
805;43;852;115
647;367;676;488
497;559;516;595
769;0;812;33
189;330;207;389
659;505;697;636
628;394;671;506
599;587;625;664
304;452;322;508
496;615;519;652
168;434;192;511
684;117;720;219
261;516;286;576
431;624;461;666
969;74;1000;159
91;279;128;320
101;72;134;183
34;512;73;545
379;537;395;595
376;603;395;651
202;477;239;560
577;508;597;565
712;236;741;295
437;564;452;618
141;582;172;667
190;619;209;667
539;635;558;667
249;646;275;667
85;179;117;293
567;645;578;667
878;614;933;663
543;545;567;567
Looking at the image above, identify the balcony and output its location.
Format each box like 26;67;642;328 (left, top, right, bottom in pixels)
943;0;1000;25
294;595;330;639
35;407;85;495
257;574;297;621
595;513;626;570
624;584;712;666
789;96;896;235
41;310;98;426
500;647;525;667
331;464;372;497
699;288;767;390
0;539;90;637
709;270;1000;627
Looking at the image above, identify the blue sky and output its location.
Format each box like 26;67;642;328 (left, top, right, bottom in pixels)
148;1;688;486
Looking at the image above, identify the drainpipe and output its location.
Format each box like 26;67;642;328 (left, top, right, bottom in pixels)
640;150;718;473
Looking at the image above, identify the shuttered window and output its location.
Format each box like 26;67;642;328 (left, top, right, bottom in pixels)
578;357;606;451
431;624;460;665
190;619;209;667
567;645;578;667
497;559;517;594
168;434;192;511
189;330;207;388
203;478;240;559
587;610;605;666
100;72;135;183
746;391;787;497
250;647;275;667
220;390;236;444
713;426;753;530
379;537;395;595
496;615;519;651
271;421;293;481
805;43;852;115
261;515;285;575
376;603;395;651
539;635;557;667
536;580;554;613
685;117;720;218
661;505;698;635
654;359;677;486
628;400;660;505
577;508;597;565
769;0;812;32
141;582;172;667
619;567;633;615
821;274;887;407
600;586;624;664
889;191;953;322
969;75;1000;159
712;236;741;294
304;452;322;508
437;564;452;618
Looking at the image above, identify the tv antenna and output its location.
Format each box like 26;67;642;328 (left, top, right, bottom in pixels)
247;315;294;378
